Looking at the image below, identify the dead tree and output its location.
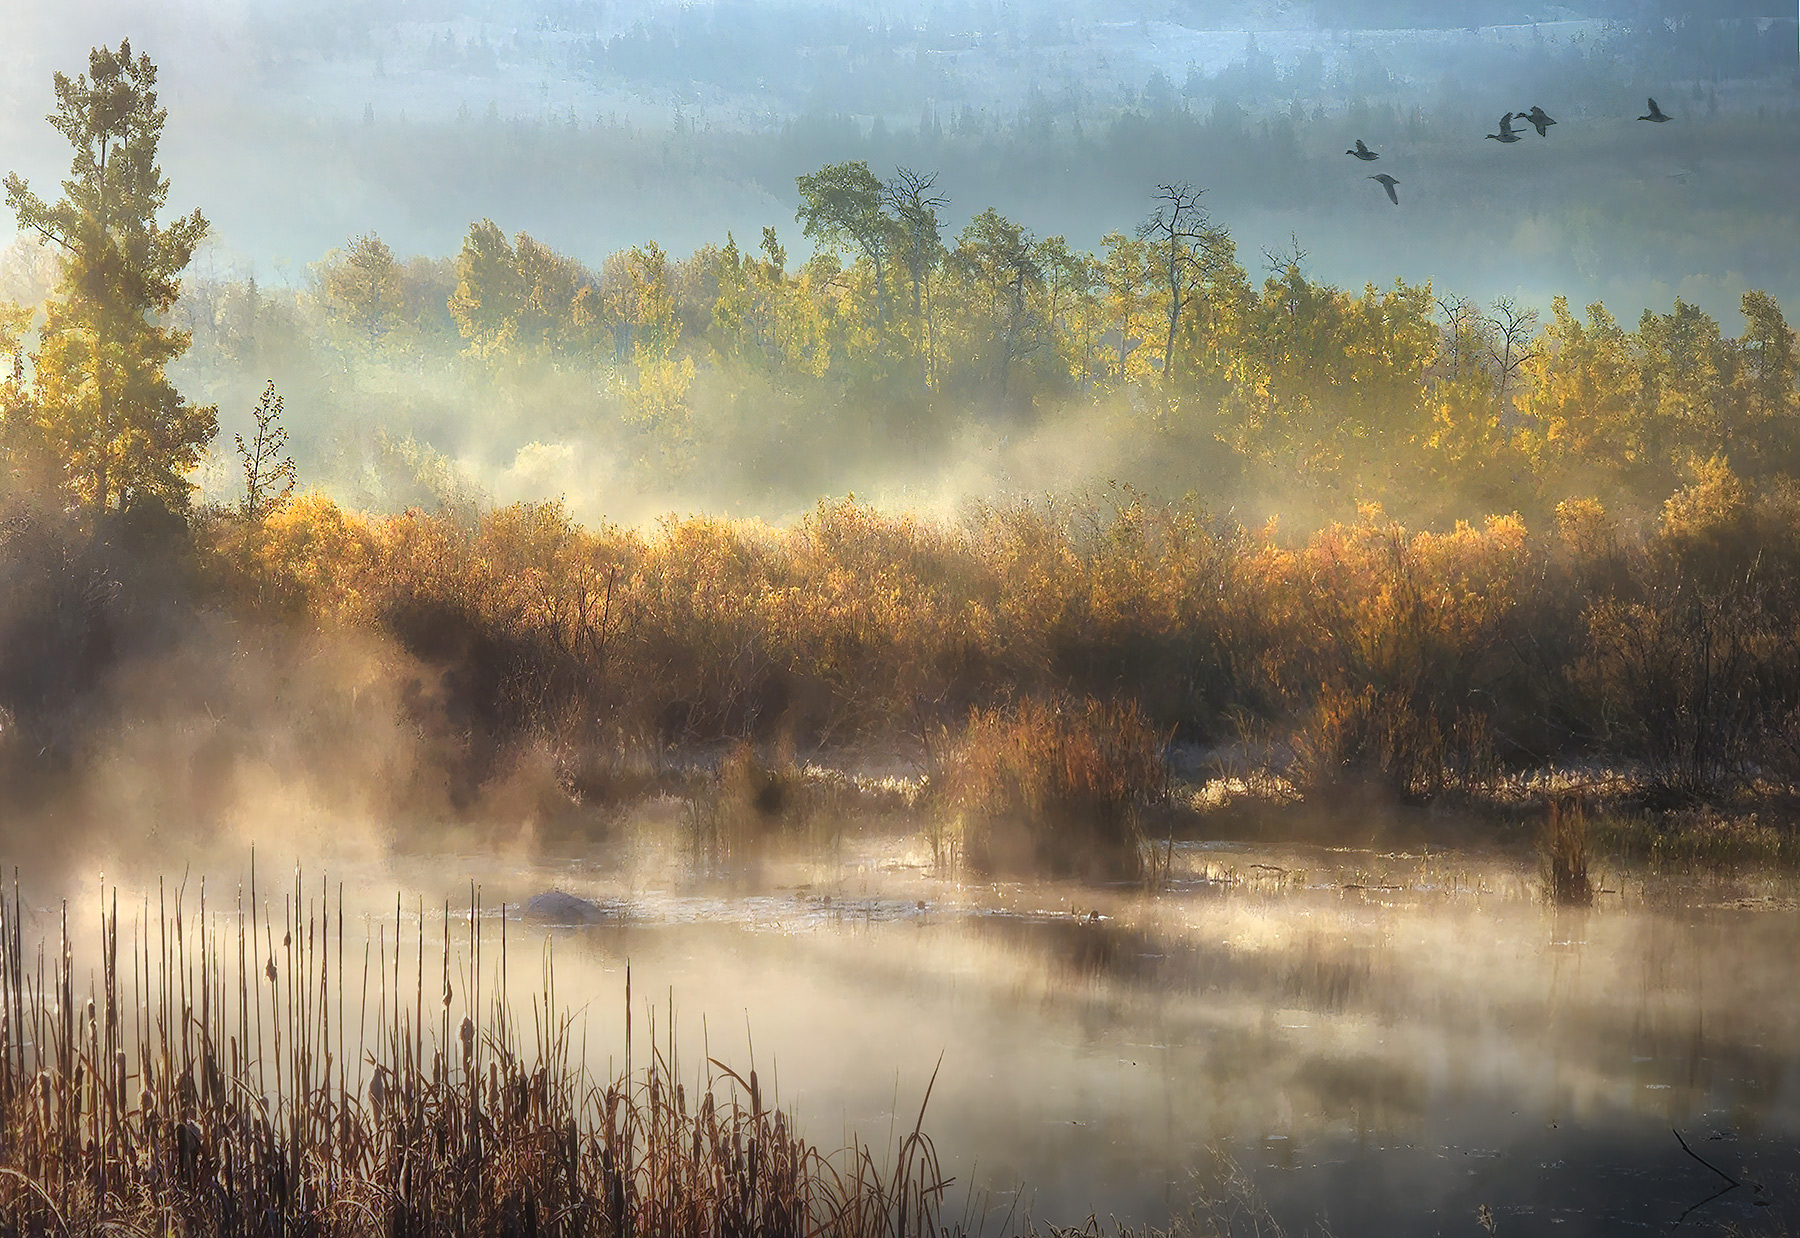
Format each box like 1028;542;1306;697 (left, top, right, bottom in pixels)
1138;182;1231;393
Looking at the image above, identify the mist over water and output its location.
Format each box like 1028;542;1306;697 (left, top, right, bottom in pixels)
23;831;1800;1233
427;834;1800;1233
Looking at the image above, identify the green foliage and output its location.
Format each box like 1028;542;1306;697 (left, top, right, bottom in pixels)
316;232;403;350
448;220;598;363
96;151;1798;530
794;160;895;321
4;41;216;513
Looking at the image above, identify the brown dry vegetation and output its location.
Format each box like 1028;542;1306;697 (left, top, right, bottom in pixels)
10;460;1800;860
196;469;1800;796
0;874;952;1236
940;697;1167;880
1539;799;1594;906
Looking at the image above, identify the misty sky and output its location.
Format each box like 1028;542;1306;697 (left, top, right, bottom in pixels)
4;0;1798;318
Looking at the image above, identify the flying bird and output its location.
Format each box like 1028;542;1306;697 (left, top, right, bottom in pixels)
1369;173;1400;205
1640;96;1671;122
1346;139;1379;161
1520;106;1556;136
1486;112;1524;143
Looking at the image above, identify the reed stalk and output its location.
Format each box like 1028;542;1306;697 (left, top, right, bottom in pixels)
0;868;951;1237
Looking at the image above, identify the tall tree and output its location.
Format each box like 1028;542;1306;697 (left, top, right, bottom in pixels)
1036;236;1101;392
1137;182;1229;392
4;41;216;513
449;219;523;359
1734;291;1798;444
1098;233;1153;386
795;161;896;328
884;168;946;390
319;232;403;352
950;209;1045;400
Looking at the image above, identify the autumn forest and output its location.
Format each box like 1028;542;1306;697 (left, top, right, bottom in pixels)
5;38;1800;858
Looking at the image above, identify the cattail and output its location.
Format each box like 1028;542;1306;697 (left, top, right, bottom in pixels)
0;865;952;1236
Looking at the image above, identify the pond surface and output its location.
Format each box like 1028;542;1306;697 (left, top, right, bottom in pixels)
359;828;1800;1233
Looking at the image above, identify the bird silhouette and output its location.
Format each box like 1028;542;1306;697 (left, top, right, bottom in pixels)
1640;96;1671;122
1519;105;1556;136
1346;139;1379;161
1369;173;1400;205
1486;112;1523;143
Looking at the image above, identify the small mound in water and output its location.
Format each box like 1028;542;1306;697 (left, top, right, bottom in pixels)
943;696;1166;881
525;887;613;924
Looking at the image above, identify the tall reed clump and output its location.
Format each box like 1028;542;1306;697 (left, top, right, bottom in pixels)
940;697;1167;881
684;742;849;872
0;867;950;1236
1539;798;1594;906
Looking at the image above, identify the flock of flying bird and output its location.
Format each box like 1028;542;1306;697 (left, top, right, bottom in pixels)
1347;97;1675;204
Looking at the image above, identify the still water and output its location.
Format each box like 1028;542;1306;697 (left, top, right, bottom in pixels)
365;827;1800;1235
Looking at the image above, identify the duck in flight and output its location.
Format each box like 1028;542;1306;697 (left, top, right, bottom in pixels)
1346;139;1379;161
1369;173;1400;205
1520;105;1556;136
1640;97;1671;123
1486;112;1524;143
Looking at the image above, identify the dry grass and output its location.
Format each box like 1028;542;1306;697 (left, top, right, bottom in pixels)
1539;799;1594;906
1588;808;1800;873
683;742;854;873
939;697;1168;881
0;866;951;1236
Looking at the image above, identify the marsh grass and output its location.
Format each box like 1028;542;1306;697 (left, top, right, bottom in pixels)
940;698;1168;882
1539;799;1594;906
684;742;850;872
0;866;951;1236
1588;808;1800;872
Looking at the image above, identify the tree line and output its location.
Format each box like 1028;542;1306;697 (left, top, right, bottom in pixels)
262;164;1800;528
6;43;1800;821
